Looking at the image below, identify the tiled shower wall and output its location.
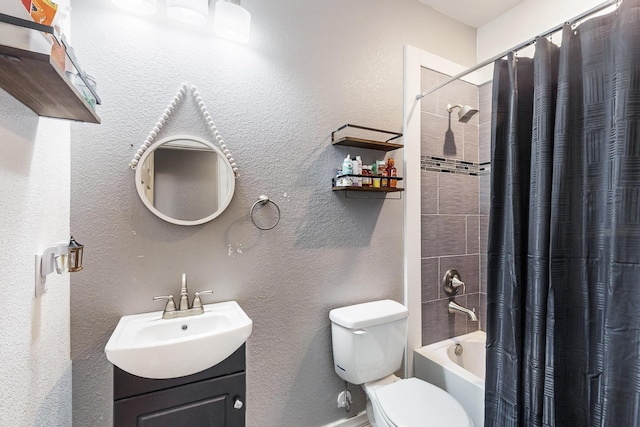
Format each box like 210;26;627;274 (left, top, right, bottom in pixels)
419;67;492;346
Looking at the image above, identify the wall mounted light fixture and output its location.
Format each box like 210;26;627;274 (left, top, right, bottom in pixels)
36;236;84;297
67;236;85;273
166;0;209;26
111;0;158;15
111;0;251;43
214;0;251;43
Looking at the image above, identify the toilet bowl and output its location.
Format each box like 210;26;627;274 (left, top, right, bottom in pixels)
363;375;473;427
329;300;474;427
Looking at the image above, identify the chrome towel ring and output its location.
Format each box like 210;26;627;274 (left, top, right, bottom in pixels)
250;195;281;230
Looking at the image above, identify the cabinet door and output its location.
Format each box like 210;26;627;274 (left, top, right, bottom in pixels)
114;372;245;427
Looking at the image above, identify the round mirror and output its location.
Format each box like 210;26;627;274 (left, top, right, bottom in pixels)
134;135;236;226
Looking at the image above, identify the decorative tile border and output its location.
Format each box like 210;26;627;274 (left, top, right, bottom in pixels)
421;155;491;176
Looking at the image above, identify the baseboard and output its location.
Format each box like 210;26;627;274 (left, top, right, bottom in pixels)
323;411;369;427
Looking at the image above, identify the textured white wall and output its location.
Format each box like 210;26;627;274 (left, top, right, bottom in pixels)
0;90;72;426
69;0;476;425
477;0;605;62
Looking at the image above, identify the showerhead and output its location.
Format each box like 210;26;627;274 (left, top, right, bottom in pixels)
447;103;479;123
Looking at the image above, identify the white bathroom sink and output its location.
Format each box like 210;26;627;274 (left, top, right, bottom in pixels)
105;300;252;379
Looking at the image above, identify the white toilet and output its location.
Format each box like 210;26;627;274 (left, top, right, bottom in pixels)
329;299;474;427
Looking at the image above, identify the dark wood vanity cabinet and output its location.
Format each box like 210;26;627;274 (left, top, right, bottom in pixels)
114;345;246;427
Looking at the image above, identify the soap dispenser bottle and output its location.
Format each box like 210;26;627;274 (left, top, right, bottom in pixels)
354;155;363;187
341;154;353;186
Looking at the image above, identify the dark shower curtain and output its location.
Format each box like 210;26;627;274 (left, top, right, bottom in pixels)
485;1;640;426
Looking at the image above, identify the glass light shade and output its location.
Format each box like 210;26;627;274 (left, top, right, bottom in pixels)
214;1;251;44
67;236;84;273
167;0;209;26
111;0;157;15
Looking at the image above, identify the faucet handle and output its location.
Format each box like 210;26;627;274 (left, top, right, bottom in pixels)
153;295;176;312
443;269;466;296
192;290;214;309
451;277;466;293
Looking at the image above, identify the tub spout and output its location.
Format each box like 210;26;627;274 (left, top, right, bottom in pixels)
448;301;478;321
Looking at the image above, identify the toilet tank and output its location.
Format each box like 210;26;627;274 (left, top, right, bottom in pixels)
329;299;408;385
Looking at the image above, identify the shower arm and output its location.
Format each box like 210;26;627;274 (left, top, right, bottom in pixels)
415;0;621;101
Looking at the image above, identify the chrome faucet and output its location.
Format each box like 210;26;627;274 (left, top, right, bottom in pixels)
179;272;190;311
448;300;478;322
153;273;214;319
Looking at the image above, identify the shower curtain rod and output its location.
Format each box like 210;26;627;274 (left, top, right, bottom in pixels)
416;0;621;100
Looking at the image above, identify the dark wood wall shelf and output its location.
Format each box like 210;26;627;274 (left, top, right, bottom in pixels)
331;124;403;152
0;14;100;124
332;136;403;152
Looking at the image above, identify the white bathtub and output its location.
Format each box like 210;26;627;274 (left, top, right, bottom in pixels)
414;330;486;427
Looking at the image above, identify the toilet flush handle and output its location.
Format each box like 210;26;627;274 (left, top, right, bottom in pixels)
353;330;367;335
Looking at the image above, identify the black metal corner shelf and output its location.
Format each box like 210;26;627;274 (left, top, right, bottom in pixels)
0;13;101;123
330;124;405;197
332;174;403;193
332;186;404;193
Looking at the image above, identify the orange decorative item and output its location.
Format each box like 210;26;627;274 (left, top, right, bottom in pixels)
29;0;58;26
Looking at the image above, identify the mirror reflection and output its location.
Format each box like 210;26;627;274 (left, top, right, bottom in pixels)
135;136;235;226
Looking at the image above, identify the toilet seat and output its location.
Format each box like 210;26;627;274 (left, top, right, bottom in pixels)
373;378;473;427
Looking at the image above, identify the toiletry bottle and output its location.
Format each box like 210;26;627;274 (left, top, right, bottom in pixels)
363;165;372;187
341;154;353;186
378;160;388;187
334;169;342;187
387;158;397;188
354;156;363;187
372;162;381;188
351;156;358;187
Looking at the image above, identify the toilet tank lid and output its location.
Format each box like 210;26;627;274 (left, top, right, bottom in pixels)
329;299;408;329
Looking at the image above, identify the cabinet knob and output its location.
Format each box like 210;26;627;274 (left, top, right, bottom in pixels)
233;399;244;410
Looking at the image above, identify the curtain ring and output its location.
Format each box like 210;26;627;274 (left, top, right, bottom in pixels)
250;195;281;230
